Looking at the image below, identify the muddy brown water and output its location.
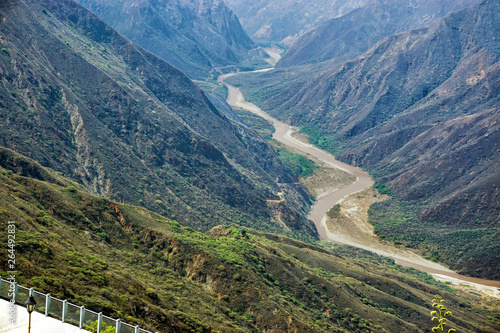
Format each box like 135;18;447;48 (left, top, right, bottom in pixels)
219;70;500;291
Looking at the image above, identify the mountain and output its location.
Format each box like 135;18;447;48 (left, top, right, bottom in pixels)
278;0;482;67
0;147;498;332
75;0;268;79
226;0;500;278
0;0;316;238
223;0;370;44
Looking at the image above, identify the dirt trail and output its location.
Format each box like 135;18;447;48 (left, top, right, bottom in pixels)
219;70;500;297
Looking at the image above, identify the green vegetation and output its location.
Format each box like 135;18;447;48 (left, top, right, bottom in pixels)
326;204;342;219
195;80;228;99
86;320;115;333
299;126;344;158
0;0;316;241
65;185;77;193
373;183;392;196
238;55;270;72
222;1;500;281
276;148;318;178
233;109;275;140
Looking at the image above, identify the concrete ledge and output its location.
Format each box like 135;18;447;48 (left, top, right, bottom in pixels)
0;299;87;332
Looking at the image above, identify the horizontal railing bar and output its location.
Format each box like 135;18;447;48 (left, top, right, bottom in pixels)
50;296;65;302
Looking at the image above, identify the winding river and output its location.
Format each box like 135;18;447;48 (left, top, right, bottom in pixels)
218;69;500;297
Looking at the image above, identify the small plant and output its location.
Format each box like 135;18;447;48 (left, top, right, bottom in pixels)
430;295;456;333
85;320;115;333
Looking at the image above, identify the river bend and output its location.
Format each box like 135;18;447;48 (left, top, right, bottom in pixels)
218;70;500;296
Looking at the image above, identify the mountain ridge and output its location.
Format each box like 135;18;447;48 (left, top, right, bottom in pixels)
0;0;316;237
277;0;482;67
224;0;370;44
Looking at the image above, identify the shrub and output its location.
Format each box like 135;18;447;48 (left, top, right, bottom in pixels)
65;186;77;193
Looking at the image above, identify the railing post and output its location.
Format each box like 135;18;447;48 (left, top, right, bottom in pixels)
79;305;85;329
45;294;51;316
135;325;139;333
29;287;34;296
62;299;68;323
97;312;103;333
116;319;121;333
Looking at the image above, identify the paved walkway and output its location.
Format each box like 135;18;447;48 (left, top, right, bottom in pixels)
0;299;87;332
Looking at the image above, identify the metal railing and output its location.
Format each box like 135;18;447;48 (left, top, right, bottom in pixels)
0;278;157;333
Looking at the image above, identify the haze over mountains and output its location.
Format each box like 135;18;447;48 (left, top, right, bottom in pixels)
278;0;482;67
224;0;370;44
227;0;500;278
75;0;268;78
224;0;482;47
0;0;316;237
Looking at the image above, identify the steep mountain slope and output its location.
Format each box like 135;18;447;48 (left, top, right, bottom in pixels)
226;0;500;278
0;0;316;237
1;147;498;332
223;0;370;44
278;0;481;67
75;0;267;79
